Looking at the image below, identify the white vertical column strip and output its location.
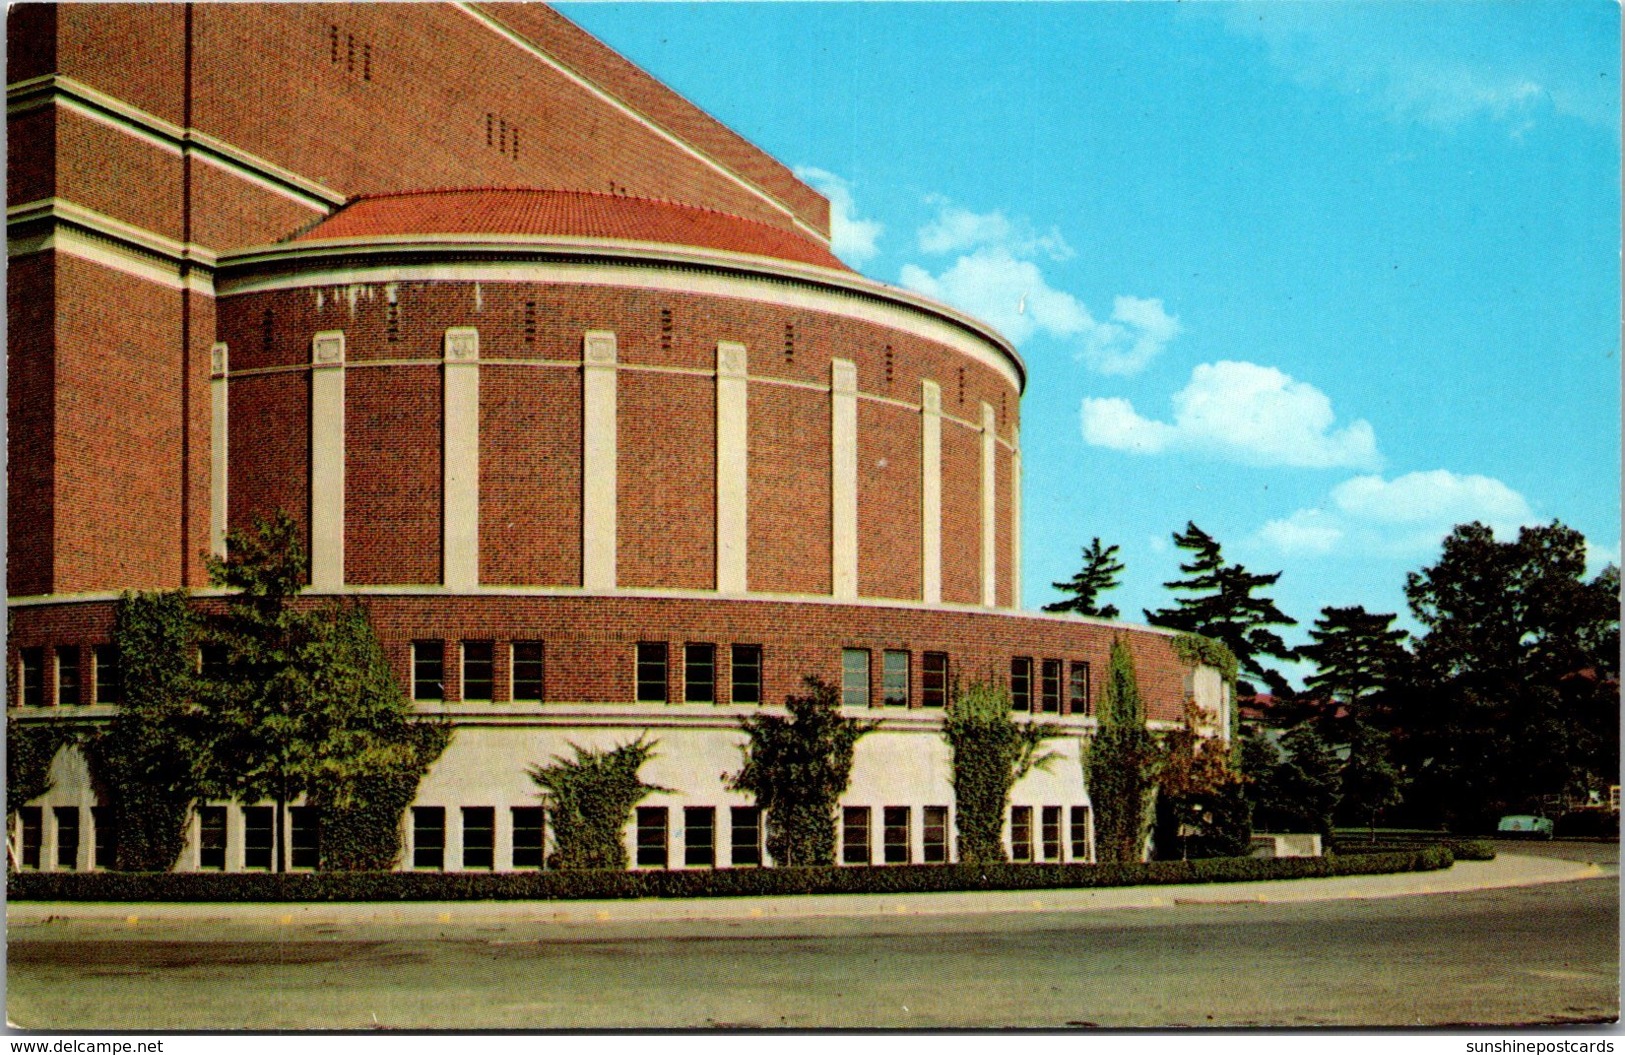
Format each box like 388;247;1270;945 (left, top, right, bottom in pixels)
830;358;858;600
920;380;942;604
442;327;481;590
209;342;229;559
715;341;749;594
1010;423;1023;610
581;330;619;589
980;401;997;608
309;330;346;590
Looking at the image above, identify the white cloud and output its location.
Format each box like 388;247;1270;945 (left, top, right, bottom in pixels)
902;198;1178;375
1254;470;1539;558
1079;360;1381;469
795;167;883;265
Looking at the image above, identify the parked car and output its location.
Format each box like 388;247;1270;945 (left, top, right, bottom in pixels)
1496;814;1555;839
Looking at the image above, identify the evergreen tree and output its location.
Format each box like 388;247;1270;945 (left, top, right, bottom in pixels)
730;677;879;867
1144;522;1297;696
1338;719;1403;840
1084;638;1160;863
1251;723;1341;836
1043;537;1125;619
1300;606;1410;716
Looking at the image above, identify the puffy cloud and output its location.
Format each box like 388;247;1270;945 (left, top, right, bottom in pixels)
901;198;1178;375
1079;360;1381;469
1254;470;1539;558
795;167;883;265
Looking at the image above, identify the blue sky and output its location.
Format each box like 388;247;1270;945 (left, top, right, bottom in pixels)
562;1;1621;666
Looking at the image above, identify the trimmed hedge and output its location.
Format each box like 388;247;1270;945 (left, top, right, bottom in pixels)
1330;836;1496;862
8;846;1452;903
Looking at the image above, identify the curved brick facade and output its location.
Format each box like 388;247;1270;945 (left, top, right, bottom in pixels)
7;4;1227;874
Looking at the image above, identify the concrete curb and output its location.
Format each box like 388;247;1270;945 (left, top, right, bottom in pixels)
7;852;1610;937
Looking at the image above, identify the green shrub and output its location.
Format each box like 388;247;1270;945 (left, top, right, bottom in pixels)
527;738;665;870
1443;839;1496;861
9;846;1453;903
942;681;1064;864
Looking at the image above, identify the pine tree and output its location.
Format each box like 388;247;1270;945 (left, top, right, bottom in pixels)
1043;537;1125;619
1300;606;1410;716
1145;522;1297;696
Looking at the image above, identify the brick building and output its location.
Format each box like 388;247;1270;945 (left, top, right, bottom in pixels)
6;3;1229;872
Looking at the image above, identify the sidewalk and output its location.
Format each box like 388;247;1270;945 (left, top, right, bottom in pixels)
8;851;1610;937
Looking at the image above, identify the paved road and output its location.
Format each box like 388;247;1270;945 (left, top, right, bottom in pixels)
9;852;1618;1030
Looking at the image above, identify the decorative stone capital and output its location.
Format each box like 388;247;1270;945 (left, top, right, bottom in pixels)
210;342;229;377
831;358;857;395
444;326;479;362
921;379;941;414
312;330;345;366
716;341;748;378
583;330;618;366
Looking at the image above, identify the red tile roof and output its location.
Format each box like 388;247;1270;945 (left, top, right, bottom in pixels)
293;188;849;272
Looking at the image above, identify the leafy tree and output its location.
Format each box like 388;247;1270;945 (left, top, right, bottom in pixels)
1250;723;1341;836
1338;719;1403;840
526;738;665;869
729;677;879;867
83;591;212;871
1145;522;1297;696
942;680;1065;863
1084;638;1160;863
202;512;448;871
1396;521;1619;828
1043;538;1125;619
1152;701;1251;859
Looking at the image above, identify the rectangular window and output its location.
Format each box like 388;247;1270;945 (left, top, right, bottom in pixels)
1010;805;1034;862
290;807;319;870
730;806;762;867
1069;661;1091;716
882;650;909;707
511;807;545;869
684;806;715;867
684;643;716;703
841;806;871;865
923;805;949;864
636;643;668;703
1040;659;1062;713
922;652;948;708
93;645;122;704
199;806;227;870
1041;805;1062;862
199;644;228;681
462;642;494;701
730;645;762;705
1010;656;1032;713
20;648;44;706
19;807;42;869
53;807;79;870
1070;806;1092;863
413;642;444;701
91;806;116;869
841;649;870;708
636;806;668;868
461;806;494;869
56;647;81;706
883;806;911;864
412;806;445;869
243;806;274;871
511;642;544;701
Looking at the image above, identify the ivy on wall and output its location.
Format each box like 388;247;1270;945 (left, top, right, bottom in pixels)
528;738;665;870
1084;637;1161;864
942;681;1065;864
7;718;77;821
730;677;878;867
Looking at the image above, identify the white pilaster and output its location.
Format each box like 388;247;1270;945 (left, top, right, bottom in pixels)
715;342;749;594
309;330;346;590
831;358;858;600
582;330;618;589
980;401;997;607
209;342;229;559
442;327;480;591
1010;423;1022;610
920;380;942;604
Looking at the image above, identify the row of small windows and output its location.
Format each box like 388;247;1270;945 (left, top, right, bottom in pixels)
12;806;114;871
409;805;766;871
15;644;1090;714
